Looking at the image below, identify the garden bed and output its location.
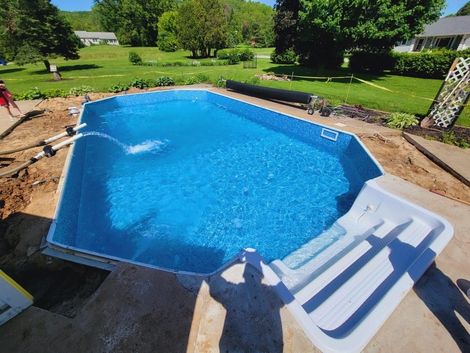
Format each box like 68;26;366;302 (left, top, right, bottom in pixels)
405;125;470;148
335;104;470;149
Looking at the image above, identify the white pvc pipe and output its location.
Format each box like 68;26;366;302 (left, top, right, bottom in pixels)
33;133;83;161
44;123;87;144
53;133;83;151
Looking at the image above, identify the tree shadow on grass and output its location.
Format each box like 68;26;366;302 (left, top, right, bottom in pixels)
30;64;102;75
0;67;25;75
414;264;470;352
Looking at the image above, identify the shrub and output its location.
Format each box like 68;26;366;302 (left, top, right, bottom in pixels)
349;50;396;72
155;76;175;86
227;52;240;65
129;78;152;89
442;131;470;149
347;48;470;78
201;59;228;66
270;49;297;64
158;34;179;52
108;83;129;93
217;48;247;64
69;85;94;96
16;88;70;100
181;74;209;85
217;49;231;60
16;87;46;100
214;75;226;88
128;51;142;65
239;48;255;61
386;112;419;129
195;73;209;82
245;76;260;85
44;89;68;98
225;49;241;64
392;49;458;78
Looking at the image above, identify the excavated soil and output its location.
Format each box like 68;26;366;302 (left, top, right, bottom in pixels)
1;90;470;315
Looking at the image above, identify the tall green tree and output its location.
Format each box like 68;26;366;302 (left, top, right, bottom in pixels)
456;1;470;15
61;11;102;31
157;11;179;51
177;0;228;58
224;0;274;47
0;0;80;70
296;0;445;68
94;0;175;46
273;0;299;54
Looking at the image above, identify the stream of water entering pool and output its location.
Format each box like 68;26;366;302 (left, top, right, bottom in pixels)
81;131;165;155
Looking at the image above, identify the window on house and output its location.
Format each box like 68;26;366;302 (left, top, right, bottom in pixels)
435;37;453;49
413;38;425;51
451;35;463;50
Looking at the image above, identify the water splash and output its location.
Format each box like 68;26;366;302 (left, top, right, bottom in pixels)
81;131;165;155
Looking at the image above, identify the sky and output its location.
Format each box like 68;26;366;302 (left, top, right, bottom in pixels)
51;0;466;16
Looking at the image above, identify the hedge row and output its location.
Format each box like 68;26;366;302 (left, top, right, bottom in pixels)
217;48;255;64
349;49;470;78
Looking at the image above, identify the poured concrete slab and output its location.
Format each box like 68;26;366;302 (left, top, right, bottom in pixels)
0;99;42;136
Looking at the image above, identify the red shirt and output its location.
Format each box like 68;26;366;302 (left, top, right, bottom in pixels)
0;89;12;106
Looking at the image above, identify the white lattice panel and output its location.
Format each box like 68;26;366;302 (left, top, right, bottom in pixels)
429;57;470;128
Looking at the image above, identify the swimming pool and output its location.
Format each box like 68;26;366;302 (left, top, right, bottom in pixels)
47;90;382;274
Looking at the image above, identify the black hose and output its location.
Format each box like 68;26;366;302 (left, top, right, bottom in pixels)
0;158;37;178
0;140;46;156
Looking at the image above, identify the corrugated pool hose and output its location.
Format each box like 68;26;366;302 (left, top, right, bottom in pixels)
0;123;87;156
0;124;86;178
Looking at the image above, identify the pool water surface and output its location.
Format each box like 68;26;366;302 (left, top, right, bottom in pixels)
50;90;382;273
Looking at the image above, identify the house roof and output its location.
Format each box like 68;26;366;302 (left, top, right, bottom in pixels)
417;15;470;37
74;31;118;40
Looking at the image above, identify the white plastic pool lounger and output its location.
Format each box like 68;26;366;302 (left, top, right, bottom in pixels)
241;179;453;353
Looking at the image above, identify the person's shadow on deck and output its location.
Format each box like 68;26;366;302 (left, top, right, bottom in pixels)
414;264;470;352
209;264;284;353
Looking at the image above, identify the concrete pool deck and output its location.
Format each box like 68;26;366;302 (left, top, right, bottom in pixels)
0;99;42;136
0;88;469;352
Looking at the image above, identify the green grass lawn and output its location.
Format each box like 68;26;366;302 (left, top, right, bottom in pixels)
1;45;468;127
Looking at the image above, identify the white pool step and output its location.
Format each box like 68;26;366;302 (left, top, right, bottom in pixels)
292;220;402;304
306;219;433;332
261;180;453;353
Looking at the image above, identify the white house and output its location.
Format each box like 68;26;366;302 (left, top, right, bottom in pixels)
394;15;470;52
74;31;119;46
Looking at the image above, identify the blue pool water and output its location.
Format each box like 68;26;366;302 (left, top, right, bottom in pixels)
50;90;382;273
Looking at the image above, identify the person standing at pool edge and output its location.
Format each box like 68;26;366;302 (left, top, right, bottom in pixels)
0;80;24;119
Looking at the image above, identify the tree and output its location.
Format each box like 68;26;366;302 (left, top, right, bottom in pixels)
273;0;299;54
456;1;470;16
224;0;274;47
61;11;102;32
157;11;179;52
296;0;445;68
94;0;175;46
176;0;228;58
0;0;80;71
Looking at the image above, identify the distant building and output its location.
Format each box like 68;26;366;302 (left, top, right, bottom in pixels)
394;15;470;52
74;31;119;46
